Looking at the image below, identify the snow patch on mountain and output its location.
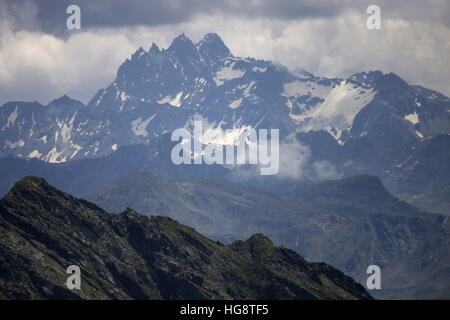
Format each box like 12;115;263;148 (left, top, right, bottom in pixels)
120;91;130;102
70;143;83;159
185;115;254;146
415;130;424;138
158;92;183;107
131;114;157;137
243;81;255;98
297;81;376;142
310;82;375;124
96;90;106;106
27;150;42;159
2;105;19;131
43;146;66;163
404;112;419;125
4;139;25;149
214;62;245;86
7;106;18;128
415;97;421;107
229;98;243;109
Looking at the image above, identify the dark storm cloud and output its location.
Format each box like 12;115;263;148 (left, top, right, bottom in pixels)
4;0;449;35
5;0;345;35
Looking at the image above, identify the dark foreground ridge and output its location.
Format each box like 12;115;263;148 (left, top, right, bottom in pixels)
0;176;372;300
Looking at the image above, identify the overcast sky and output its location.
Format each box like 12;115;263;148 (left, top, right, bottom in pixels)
0;0;449;105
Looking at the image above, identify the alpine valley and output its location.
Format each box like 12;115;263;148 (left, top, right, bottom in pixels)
0;33;449;299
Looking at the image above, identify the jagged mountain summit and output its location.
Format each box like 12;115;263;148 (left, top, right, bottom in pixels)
1;33;449;164
0;176;372;300
1;33;449;214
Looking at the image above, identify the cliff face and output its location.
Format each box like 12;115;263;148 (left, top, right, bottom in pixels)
0;176;371;300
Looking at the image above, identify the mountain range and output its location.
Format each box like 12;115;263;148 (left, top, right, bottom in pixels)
85;172;450;299
0;176;371;300
0;33;449;300
0;33;449;213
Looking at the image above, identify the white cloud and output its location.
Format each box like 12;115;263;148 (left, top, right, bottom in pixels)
227;134;341;182
276;135;341;181
0;28;136;104
0;7;449;106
